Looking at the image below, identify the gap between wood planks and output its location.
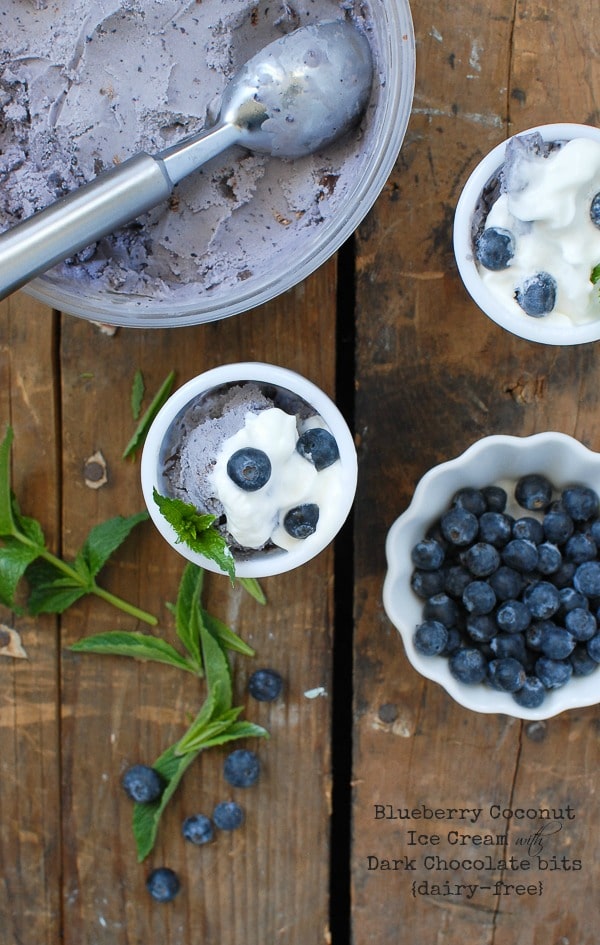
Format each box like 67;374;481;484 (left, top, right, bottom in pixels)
330;234;356;943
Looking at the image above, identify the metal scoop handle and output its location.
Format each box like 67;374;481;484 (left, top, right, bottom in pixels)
0;123;238;302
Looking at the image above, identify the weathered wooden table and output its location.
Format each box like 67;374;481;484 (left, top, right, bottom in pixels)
1;1;599;942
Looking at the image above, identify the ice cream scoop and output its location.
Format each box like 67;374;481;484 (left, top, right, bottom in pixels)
0;19;373;302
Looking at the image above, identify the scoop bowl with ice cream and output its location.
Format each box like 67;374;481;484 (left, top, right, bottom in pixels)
140;363;358;578
454;123;600;345
0;0;415;326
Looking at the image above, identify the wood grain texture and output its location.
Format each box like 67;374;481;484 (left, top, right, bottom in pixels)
0;261;338;944
0;293;61;945
352;0;600;942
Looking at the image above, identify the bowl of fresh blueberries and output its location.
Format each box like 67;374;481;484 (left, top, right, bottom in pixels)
453;123;600;345
383;432;600;719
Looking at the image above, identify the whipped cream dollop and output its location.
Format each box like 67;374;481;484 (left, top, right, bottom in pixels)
475;136;600;326
212;407;342;551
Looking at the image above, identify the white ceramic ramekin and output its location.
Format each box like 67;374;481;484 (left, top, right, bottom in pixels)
141;362;357;578
454;123;600;345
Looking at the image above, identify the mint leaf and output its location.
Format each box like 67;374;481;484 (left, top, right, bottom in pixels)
69;630;195;673
0;427;16;536
79;511;149;578
153;489;235;582
26;559;87;614
132;743;198;862
201;608;255;657
239;577;267;605
173;562;204;669
123;369;175;460
131;369;145;420
592;263;600;285
198;619;232;714
175;703;244;755
0;537;40;610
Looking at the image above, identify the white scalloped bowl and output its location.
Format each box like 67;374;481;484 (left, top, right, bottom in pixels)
383;432;600;719
453;123;600;345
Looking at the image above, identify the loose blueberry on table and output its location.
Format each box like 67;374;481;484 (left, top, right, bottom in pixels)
410;475;600;708
248;667;284;701
121;764;165;803
146;867;181;903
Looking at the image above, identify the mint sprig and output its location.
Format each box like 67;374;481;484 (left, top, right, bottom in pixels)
70;562;268;861
591;263;600;285
0;426;156;625
122;369;176;460
153;488;236;583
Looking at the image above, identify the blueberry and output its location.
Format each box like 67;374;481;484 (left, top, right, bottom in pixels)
442;626;463;655
549;560;577;589
515;474;553;512
248;668;283;702
478;511;513;548
414;619;448;655
411;568;446;599
536;542;562;575
522;581;560;620
423;593;459;628
525;621;549;651
565;531;597;563
122;764;164;804
588;633;600;662
561;485;599;522
496;599;531;633
564;607;597;642
590;192;600;228
482;485;508;512
475;226;515;270
543;507;574;544
501;539;538;573
515;272;557;317
535;656;573;689
557;586;588;616
487;565;524;601
461;541;500;577
296;428;339;470
462;580;496;615
574;560;600;597
513;676;546;709
466;614;497;643
449;647;488;684
146;867;181;903
283;503;319;539
538;624;575;660
570;645;598;676
411;538;445;571
182;814;214;845
227;448;271;491
512;516;544;544
223;749;260;788
213;800;245;831
440;507;479;547
452;487;487;516
488;657;526;693
490;632;528;663
443;564;472;599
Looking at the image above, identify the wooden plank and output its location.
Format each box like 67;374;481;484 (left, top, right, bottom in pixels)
352;0;600;942
0;292;61;944
57;261;338;944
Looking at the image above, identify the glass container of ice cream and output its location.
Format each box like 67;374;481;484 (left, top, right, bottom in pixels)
140;363;358;577
0;0;415;327
454;123;600;345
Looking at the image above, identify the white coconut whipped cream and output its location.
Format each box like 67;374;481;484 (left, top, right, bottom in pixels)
475;136;600;326
211;407;342;551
